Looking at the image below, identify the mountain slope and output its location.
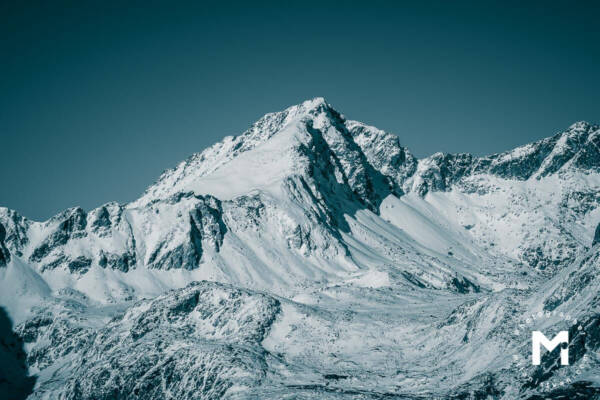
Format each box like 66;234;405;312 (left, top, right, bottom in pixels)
1;98;599;399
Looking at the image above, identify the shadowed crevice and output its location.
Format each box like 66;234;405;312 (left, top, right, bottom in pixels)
0;307;36;399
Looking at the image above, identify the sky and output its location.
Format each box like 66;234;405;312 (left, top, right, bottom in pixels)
1;1;599;220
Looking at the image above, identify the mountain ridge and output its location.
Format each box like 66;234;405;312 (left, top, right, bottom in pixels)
1;99;598;289
1;99;599;399
2;98;597;224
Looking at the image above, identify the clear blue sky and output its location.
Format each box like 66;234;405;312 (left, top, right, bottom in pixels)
1;1;599;220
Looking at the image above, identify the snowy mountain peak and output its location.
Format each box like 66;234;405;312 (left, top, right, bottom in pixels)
137;98;599;209
1;98;599;285
567;120;596;132
292;96;329;112
136;98;388;206
1;100;600;399
405;121;600;195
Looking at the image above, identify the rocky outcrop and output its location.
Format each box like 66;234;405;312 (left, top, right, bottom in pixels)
24;205;135;273
406;121;600;195
0;209;29;257
18;282;281;400
0;223;10;267
346;120;417;196
2;99;600;399
142;193;227;271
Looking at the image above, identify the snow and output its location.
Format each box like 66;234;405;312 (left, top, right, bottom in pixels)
0;257;51;324
169;124;303;200
1;98;599;398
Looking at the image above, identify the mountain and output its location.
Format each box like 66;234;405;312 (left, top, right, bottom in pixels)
1;98;599;399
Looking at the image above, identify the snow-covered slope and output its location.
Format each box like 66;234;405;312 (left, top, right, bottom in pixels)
1;98;599;399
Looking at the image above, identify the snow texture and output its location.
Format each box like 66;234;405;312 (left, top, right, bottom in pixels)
1;98;600;399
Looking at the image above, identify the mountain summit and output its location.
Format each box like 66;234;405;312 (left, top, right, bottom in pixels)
137;97;397;208
141;99;599;203
1;99;599;399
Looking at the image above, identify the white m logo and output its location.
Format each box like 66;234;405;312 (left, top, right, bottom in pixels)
532;331;569;365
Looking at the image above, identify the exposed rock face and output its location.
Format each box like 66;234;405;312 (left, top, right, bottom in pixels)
29;207;88;263
23;205;132;273
1;102;598;281
346;120;418;196
0;223;10;267
0;209;29;257
1;99;599;399
404;121;600;195
18;282;281;400
143;194;227;271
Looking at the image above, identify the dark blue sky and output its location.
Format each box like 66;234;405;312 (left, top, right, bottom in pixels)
1;1;599;220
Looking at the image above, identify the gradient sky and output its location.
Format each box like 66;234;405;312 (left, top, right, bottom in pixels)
1;1;599;220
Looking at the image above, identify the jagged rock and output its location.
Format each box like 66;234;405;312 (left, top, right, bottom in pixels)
0;208;29;257
29;207;87;263
346;120;417;195
0;223;10;267
19;282;281;400
1;99;599;399
6;100;598;281
405;121;600;196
